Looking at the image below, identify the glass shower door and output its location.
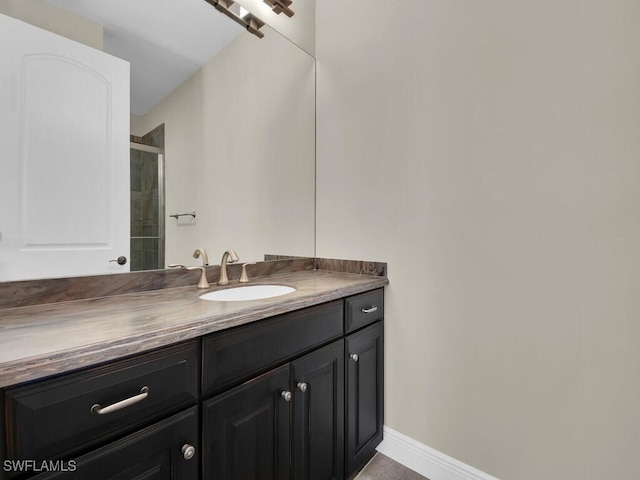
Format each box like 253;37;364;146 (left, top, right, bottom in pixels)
130;143;165;271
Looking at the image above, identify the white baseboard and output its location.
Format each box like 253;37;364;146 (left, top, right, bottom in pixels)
376;426;500;480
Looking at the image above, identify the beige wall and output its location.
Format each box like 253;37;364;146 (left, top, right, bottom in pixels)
0;0;102;50
316;1;640;479
133;28;315;268
131;71;204;268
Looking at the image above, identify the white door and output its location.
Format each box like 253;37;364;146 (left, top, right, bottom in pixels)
0;14;130;281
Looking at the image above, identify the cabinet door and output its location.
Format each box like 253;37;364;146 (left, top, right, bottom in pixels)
291;340;344;480
203;365;291;480
29;407;198;480
345;322;384;477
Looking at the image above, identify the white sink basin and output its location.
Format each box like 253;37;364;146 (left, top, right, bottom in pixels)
200;285;296;302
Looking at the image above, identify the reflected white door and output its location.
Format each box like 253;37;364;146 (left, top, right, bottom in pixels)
0;14;130;281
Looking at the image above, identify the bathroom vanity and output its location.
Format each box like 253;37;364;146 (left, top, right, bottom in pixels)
0;264;387;480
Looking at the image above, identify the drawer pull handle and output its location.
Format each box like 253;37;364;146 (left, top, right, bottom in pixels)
182;444;196;460
350;353;359;362
297;382;308;393
90;386;150;415
361;306;378;314
281;390;292;402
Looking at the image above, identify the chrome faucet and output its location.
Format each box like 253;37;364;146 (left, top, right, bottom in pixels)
218;249;239;286
192;248;209;266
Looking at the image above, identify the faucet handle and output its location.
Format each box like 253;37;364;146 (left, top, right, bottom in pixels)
186;266;210;289
239;262;256;283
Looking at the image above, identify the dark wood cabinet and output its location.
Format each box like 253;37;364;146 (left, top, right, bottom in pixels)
202;301;343;396
344;289;384;333
203;340;347;480
4;341;199;463
202;365;291;480
2;289;385;480
345;321;384;476
31;407;199;480
291;340;344;480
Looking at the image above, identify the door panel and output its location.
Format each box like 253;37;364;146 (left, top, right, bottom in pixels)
291;339;344;480
30;407;198;480
203;365;291;480
0;14;130;281
345;322;384;477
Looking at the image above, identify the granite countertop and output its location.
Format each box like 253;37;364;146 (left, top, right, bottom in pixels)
0;269;388;388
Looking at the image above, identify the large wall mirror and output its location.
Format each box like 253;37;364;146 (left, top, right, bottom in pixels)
0;0;316;282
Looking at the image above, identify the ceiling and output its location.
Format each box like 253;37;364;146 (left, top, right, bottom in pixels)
47;0;244;115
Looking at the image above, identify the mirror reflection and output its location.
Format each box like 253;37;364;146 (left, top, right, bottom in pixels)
129;142;165;272
0;0;316;282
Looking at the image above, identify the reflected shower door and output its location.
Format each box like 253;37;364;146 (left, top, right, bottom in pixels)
130;143;165;271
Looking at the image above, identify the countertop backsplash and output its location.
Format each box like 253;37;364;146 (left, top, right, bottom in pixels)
0;256;386;310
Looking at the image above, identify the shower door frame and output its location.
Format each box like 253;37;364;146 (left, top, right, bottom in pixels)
129;142;165;271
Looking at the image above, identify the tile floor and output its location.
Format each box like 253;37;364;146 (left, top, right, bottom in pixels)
353;453;429;480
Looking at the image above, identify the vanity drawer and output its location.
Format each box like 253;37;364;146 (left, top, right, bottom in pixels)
29;407;199;480
345;289;384;333
4;340;199;462
202;300;343;395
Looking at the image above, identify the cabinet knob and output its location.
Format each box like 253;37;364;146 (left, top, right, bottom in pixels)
350;353;359;362
281;390;292;402
297;382;307;393
182;444;196;460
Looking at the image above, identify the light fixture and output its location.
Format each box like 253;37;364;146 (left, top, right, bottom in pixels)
204;0;266;38
263;0;294;17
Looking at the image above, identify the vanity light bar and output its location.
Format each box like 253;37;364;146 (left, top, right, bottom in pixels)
263;0;294;17
204;0;265;38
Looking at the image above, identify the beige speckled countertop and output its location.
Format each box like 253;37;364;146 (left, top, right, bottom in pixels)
0;270;388;388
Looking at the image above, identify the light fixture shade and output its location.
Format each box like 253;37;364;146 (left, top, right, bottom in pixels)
204;0;265;38
263;0;294;17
